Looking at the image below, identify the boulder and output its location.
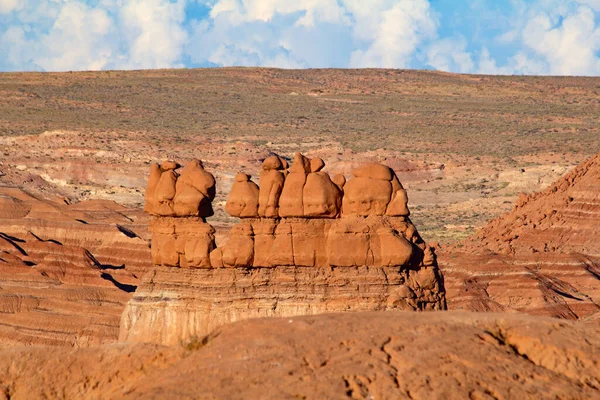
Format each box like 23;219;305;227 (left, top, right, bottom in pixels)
173;160;215;217
310;157;325;173
352;163;393;181
332;174;346;190
303;172;341;218
268;221;294;266
160;160;179;171
252;219;277;267
327;218;371;267
386;174;410;216
258;169;285;218
155;170;178;216
342;177;392;216
375;227;414;267
262;156;283;171
221;223;254;268
279;153;310;217
225;173;259;218
289;152;311;174
144;163;162;214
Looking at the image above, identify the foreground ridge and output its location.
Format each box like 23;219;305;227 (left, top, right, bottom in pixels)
5;312;600;399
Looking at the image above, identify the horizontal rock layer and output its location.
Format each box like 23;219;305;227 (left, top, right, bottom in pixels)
211;215;431;269
0;187;151;346
442;153;600;319
120;265;445;345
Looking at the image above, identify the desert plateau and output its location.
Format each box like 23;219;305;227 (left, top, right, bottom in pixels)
1;67;600;399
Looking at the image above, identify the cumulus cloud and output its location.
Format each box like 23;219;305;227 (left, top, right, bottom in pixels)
186;0;438;69
426;0;600;76
0;0;598;75
35;2;115;71
425;36;474;73
0;0;188;71
348;0;437;68
118;0;188;69
520;5;600;75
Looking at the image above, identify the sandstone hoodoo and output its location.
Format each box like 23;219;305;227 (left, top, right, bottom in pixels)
121;154;446;345
144;159;217;268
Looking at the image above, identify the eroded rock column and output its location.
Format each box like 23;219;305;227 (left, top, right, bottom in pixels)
144;159;216;268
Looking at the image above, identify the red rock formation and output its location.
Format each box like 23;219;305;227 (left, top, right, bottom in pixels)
258;156;286;218
145;159;215;218
279;153;310;217
124;155;446;344
442;153;600;318
342;163;409;216
144;160;217;268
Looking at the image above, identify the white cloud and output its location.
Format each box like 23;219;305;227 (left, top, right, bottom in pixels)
210;0;348;26
34;2;115;71
348;0;437;68
521;5;600;75
0;0;189;71
439;0;600;76
118;0;188;69
188;0;438;69
0;0;598;75
0;0;20;14
576;0;600;11
426;36;474;73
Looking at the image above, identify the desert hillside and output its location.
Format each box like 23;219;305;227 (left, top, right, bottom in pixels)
2;68;599;243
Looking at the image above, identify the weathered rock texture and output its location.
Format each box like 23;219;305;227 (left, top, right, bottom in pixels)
120;265;444;345
442;153;600;319
145;159;217;268
4;311;600;399
124;155;446;344
0;187;150;346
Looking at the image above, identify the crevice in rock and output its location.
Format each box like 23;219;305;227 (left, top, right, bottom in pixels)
380;337;400;389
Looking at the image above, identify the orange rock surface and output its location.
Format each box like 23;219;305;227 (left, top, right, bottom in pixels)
3;311;600;399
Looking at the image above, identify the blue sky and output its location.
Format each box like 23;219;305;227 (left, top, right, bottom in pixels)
1;0;599;75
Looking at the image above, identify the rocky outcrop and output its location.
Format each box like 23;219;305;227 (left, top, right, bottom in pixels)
120;265;444;345
441;153;600;318
0;187;150;346
121;154;446;344
4;311;600;399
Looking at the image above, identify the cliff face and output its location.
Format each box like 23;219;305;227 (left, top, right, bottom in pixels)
441;153;600;318
120;155;446;345
0;187;150;346
120;264;444;345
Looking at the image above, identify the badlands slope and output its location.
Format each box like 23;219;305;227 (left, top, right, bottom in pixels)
442;153;600;319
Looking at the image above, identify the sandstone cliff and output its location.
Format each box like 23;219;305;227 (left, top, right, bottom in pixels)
442;153;600;318
120;155;446;344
